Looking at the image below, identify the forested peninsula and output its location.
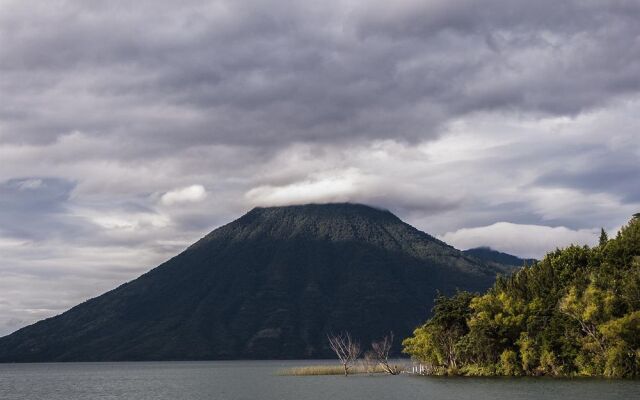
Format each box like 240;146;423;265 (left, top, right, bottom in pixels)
403;215;640;378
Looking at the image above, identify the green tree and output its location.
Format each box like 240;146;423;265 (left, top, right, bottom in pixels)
599;228;609;247
402;292;474;373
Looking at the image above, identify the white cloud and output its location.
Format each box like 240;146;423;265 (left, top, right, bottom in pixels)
440;222;600;259
245;169;362;206
160;185;207;206
84;212;170;232
0;237;28;248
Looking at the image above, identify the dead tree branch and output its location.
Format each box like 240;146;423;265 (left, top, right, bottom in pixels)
371;332;401;375
328;332;361;376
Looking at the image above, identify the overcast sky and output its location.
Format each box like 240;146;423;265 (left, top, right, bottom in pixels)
1;0;639;336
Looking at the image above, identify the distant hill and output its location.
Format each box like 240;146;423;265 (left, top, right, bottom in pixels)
0;203;504;362
463;247;537;268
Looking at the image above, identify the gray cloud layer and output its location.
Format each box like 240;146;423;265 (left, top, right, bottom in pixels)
3;1;640;148
1;0;639;335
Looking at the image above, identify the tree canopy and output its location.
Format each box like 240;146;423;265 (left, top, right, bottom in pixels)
403;216;640;377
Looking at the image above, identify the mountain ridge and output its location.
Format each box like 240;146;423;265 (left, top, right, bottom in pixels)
463;246;537;268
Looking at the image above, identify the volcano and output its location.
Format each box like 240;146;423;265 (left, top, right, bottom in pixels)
0;203;505;361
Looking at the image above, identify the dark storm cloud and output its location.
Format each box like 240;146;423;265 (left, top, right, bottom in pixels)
1;0;639;151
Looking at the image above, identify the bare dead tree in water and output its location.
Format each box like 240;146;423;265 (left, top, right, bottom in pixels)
371;332;401;375
327;332;361;376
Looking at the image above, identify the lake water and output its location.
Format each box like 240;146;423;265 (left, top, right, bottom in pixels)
1;360;638;400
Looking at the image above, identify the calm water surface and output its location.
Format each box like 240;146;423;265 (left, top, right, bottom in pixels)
1;360;638;400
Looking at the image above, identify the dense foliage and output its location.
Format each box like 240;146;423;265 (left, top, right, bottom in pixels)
403;216;640;377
